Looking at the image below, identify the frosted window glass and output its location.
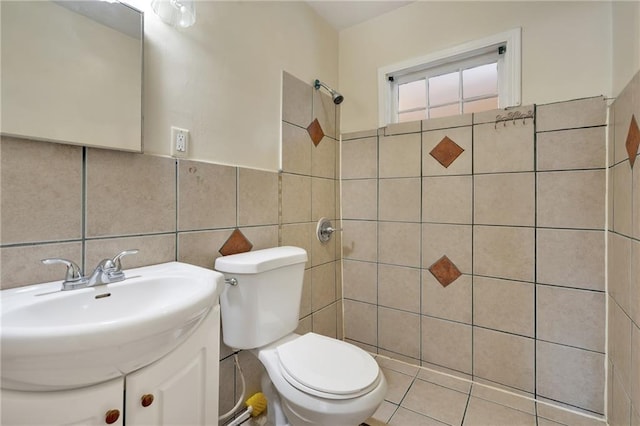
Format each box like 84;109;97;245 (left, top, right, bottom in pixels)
398;79;426;111
463;63;497;99
429;103;459;119
463;97;498;113
428;72;459;106
399;110;426;123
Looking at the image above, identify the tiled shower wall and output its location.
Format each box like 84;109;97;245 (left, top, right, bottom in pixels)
607;71;640;426
341;97;608;415
0;71;341;422
280;71;343;343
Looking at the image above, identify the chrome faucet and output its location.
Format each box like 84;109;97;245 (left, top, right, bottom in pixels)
86;250;139;286
42;249;139;291
41;258;86;291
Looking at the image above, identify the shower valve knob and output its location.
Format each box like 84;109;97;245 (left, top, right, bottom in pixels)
316;218;342;243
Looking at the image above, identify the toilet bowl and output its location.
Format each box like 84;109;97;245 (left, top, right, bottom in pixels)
215;246;386;426
257;333;387;426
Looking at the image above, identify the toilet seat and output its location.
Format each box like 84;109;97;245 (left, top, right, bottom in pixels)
276;333;381;400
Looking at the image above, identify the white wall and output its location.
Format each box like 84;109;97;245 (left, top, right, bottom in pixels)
131;1;338;171
339;1;612;133
611;1;640;97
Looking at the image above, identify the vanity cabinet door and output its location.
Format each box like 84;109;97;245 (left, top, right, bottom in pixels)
125;306;220;426
0;378;124;426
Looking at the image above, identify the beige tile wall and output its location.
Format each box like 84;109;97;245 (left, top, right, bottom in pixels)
607;70;640;425
0;139;281;290
534;97;608;416
341;96;608;415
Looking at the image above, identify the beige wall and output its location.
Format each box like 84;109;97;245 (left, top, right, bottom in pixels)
338;1;612;133
611;1;640;97
127;0;338;171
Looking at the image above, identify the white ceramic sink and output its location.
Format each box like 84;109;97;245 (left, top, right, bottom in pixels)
1;262;224;391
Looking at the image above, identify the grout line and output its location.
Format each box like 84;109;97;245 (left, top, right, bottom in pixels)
386;404;400;424
1;231;192;250
1;239;84;249
396;374;418;408
375;130;380;352
533;281;606;294
533;165;608;173
607;229;640;242
470;111;475;382
535;167;607;175
534;124;608;134
461;389;473;425
82;147;87;272
235;167;239;229
422;222;610;233
337;221;615;234
419;125;424;364
536;396;606;419
174;159;179;261
533;103;538;400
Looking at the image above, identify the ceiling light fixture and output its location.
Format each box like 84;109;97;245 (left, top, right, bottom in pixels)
150;0;196;28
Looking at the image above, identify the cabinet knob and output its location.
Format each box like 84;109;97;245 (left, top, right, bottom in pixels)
105;409;120;424
141;393;155;407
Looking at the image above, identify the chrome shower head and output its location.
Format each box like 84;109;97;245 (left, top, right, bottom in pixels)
314;79;344;105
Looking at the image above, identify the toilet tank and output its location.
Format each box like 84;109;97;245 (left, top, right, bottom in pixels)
215;246;307;350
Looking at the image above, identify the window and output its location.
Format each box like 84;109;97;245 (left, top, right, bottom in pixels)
378;29;521;126
395;52;499;123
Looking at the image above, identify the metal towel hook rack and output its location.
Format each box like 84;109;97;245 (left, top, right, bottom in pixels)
494;110;534;129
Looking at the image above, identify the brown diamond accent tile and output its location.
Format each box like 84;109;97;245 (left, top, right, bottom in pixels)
428;255;462;288
430;136;464;168
626;114;639;168
307;118;325;146
219;229;253;256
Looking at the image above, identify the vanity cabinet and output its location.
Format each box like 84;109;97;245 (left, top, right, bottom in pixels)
1;307;220;426
125;306;219;425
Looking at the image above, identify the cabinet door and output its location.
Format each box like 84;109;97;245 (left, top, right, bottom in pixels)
125;306;220;426
1;378;124;426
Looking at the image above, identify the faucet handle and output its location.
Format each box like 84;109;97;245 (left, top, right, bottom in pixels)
110;249;139;272
41;258;83;282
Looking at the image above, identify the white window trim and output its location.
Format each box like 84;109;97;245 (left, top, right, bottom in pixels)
377;28;521;127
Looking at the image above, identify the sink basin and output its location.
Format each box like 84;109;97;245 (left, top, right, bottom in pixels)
1;261;224;391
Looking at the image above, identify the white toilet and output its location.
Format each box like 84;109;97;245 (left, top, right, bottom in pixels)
215;246;386;426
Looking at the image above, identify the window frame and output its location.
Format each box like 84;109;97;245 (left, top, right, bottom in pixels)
378;28;521;127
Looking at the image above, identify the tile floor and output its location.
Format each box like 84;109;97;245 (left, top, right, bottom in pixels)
371;356;606;426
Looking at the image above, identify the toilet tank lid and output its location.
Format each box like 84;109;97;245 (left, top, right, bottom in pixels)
214;246;307;274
